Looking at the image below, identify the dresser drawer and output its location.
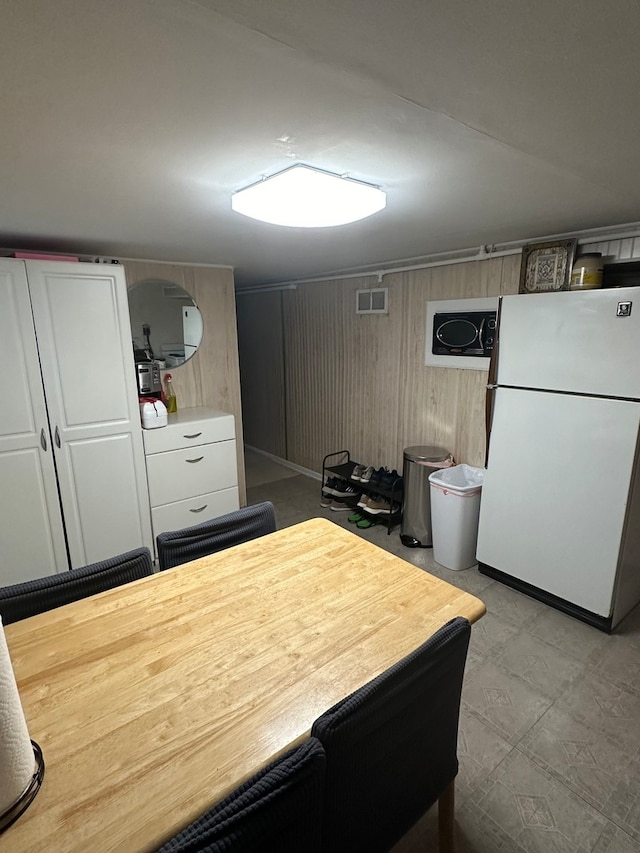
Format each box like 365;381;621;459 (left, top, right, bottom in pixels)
151;487;240;540
143;410;235;455
146;440;237;507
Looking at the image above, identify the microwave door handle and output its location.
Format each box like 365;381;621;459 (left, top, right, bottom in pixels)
478;317;485;351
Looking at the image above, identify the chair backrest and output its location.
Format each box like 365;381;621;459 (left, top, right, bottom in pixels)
311;616;471;853
0;547;154;626
156;501;277;571
156;736;326;853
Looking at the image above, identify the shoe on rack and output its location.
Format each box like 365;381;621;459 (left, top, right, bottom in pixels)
365;495;400;515
351;463;366;481
320;490;332;508
357;493;370;509
323;477;347;497
368;467;388;490
332;481;361;499
360;465;375;484
356;517;377;529
330;496;360;512
348;511;364;523
380;469;402;492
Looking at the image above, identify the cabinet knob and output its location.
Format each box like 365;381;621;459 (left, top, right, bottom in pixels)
40;428;48;451
55;426;61;448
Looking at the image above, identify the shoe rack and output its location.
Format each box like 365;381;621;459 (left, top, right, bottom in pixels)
321;450;403;535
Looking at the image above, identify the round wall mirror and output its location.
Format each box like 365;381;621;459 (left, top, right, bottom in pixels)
127;279;204;367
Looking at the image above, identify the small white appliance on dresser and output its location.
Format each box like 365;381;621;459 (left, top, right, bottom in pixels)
142;407;239;556
476;286;640;631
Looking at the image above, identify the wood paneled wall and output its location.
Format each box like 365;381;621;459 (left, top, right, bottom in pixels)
236;254;521;476
122;260;246;504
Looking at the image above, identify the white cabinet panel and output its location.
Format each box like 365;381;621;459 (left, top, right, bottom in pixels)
151;487;240;538
0;259;153;582
0;449;68;585
25;261;153;569
65;433;154;566
0;260;68;578
146;440;237;507
26;264;133;429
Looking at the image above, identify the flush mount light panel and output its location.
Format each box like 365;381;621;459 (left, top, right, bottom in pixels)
231;164;386;227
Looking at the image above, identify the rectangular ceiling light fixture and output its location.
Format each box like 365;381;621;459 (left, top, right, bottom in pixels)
231;164;386;228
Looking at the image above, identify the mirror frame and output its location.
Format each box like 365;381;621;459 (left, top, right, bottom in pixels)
127;278;204;368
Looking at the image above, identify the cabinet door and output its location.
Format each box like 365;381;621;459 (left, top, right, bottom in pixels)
0;260;68;583
26;262;153;567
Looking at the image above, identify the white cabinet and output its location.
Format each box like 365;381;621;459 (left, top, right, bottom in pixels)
143;408;239;552
0;259;153;586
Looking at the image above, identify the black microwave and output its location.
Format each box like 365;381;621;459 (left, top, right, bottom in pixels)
432;310;497;357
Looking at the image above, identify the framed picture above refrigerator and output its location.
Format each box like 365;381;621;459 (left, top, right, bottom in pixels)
518;238;577;294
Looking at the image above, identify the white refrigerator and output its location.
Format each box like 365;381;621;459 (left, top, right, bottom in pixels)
476;286;640;631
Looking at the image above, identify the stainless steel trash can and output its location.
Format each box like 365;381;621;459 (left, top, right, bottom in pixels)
400;445;452;547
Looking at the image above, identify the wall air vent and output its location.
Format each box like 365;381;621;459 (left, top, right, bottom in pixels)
356;287;388;314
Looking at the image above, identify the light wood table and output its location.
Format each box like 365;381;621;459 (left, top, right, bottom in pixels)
3;518;485;852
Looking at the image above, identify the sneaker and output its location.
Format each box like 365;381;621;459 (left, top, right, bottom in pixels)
351;463;366;481
357;493;370;509
360;465;375;484
368;467;387;490
320;490;332;508
323;477;347;497
330;498;359;512
331;486;361;508
332;481;360;499
365;495;400;515
380;469;402;492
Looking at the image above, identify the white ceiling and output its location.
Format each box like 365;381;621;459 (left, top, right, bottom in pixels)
2;0;639;287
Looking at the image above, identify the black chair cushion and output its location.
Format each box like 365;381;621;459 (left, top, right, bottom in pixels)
311;616;471;853
156;736;326;853
0;547;153;625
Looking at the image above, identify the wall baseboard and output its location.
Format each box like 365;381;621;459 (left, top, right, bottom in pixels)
244;445;321;482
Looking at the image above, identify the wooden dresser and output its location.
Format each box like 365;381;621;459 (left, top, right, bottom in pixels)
143;406;240;554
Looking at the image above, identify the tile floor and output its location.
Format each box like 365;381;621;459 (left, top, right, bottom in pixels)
246;452;640;853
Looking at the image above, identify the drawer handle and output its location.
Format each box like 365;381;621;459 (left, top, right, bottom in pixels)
183;432;202;439
185;456;204;463
190;504;208;513
40;428;48;451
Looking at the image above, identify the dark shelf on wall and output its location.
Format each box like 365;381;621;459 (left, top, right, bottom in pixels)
321;450;403;535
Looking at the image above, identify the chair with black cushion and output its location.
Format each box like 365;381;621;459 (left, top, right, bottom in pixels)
0;547;154;626
156;501;277;571
156;736;326;853
311;616;471;853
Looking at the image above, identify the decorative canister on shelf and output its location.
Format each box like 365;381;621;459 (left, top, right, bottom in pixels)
569;252;603;291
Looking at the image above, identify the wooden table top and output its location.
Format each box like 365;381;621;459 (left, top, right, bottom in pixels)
3;518;485;852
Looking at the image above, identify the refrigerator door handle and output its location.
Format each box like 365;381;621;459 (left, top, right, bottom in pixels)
485;387;495;468
484;296;503;467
